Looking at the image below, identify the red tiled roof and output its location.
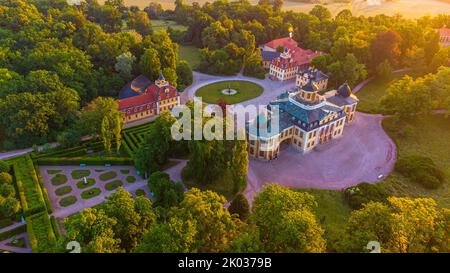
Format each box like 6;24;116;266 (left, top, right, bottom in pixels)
292;49;322;65
264;37;298;51
145;84;179;101
438;28;450;37
118;93;153;110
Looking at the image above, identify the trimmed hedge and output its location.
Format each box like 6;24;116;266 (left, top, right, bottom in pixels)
0;223;27;241
12;155;47;217
50;216;62;239
26;212;56;253
36;157;133;166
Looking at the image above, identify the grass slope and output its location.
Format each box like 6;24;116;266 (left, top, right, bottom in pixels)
179;45;201;70
380;115;450;207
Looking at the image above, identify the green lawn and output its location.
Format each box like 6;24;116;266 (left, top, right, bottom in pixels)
126;176;136;183
6;237;26;248
179;45;201;70
105;180;123;191
356;71;425;114
99;171;117;181
71;170;91;180
51;174;68;186
152;19;187;32
380;115;450;207
195;81;264;104
76;178;96;189
81;188;102;199
55;186;72;196
296;188;352;252
59;196;77;207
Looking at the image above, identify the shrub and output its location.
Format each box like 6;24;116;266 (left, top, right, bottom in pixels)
0;160;9;173
55;186;72;196
120;169;130;174
0;197;21;218
0;172;13;184
51;174;68;186
344;183;388;210
59;196;77;207
228;193;250;221
99;171;117;181
395;155;445;189
0;184;15;198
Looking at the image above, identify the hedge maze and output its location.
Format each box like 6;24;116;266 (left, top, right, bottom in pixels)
121;122;153;157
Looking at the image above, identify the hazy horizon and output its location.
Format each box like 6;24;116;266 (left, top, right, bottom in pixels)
97;0;450;19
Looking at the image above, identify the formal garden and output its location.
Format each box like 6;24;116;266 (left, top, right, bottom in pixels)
195;80;264;104
41;166;142;209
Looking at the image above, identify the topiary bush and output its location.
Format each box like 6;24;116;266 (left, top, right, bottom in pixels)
0;172;13;184
395;155;445;189
344;182;388;210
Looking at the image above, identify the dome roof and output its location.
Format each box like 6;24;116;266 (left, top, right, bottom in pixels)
337;83;352;98
302;81;319;92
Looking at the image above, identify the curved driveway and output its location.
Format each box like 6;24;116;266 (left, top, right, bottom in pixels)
181;72;296;107
182;72;397;203
244;112;397;203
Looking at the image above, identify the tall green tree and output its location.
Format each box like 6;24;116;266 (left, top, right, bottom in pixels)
140;48;161;81
115;52;136;81
252;184;326;253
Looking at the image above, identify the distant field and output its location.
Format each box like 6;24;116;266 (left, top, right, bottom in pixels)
112;0;450;18
179;45;201;69
152;19;187;32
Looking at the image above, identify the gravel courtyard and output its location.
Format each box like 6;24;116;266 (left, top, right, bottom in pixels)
245;112;397;202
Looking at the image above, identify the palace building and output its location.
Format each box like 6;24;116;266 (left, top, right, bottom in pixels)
438;28;450;47
246;72;358;161
260;35;323;81
118;74;180;123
